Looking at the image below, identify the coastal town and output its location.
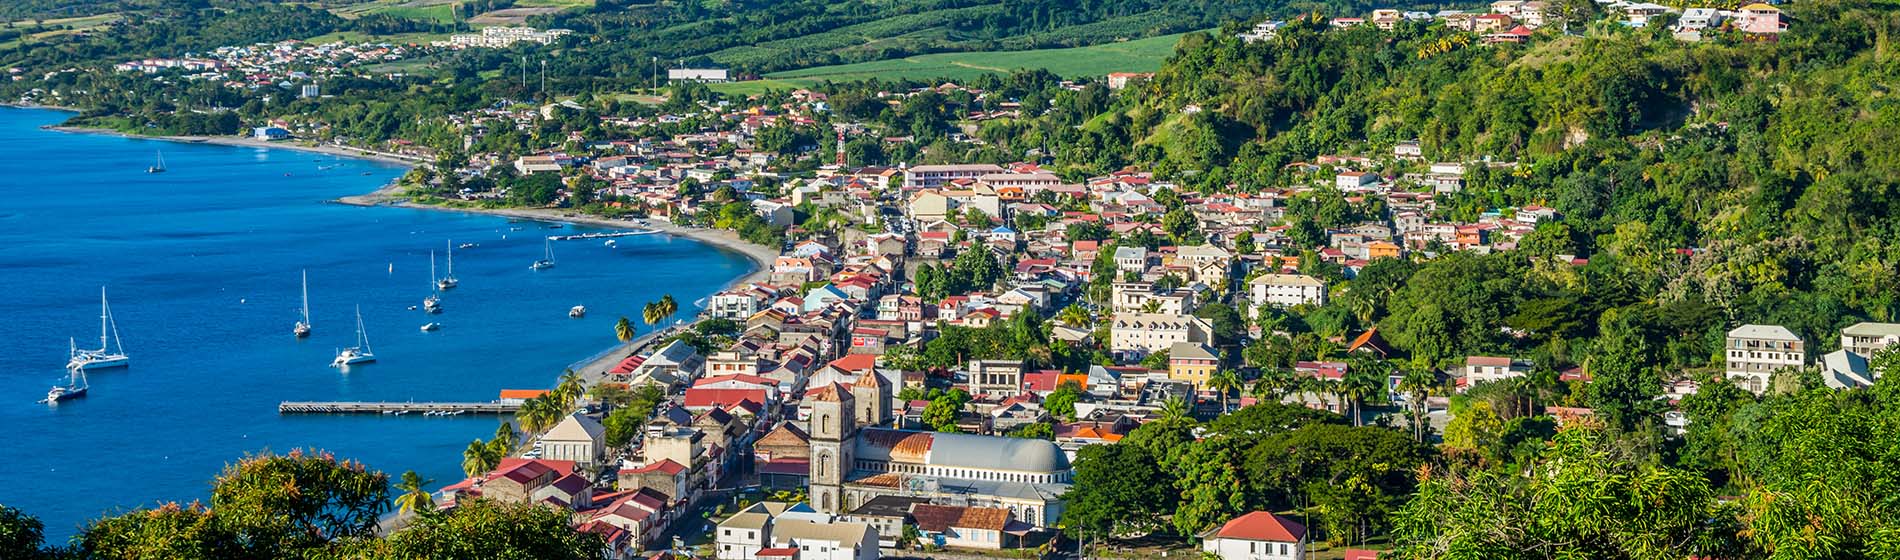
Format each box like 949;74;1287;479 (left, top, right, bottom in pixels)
1;0;1893;557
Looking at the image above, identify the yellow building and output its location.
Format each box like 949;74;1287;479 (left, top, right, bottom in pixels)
1168;342;1220;388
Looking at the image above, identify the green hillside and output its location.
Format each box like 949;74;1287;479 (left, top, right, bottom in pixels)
748;32;1186;89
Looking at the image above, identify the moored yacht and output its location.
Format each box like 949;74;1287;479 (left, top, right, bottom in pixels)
68;287;130;370
332;306;376;367
40;366;88;404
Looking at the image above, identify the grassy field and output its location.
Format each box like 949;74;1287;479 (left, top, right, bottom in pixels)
0;12;122;49
302;30;449;45
709;32;1185;95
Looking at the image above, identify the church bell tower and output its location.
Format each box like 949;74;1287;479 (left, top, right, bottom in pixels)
808;383;856;514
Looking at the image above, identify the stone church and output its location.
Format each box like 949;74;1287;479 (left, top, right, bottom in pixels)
807;376;1071;527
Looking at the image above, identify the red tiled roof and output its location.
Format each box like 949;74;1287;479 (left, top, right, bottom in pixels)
912;504;1011;532
1213;511;1306;542
683;387;769;409
624;459;687;476
826;355;877;373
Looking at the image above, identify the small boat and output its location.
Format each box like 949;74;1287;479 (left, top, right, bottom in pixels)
69;287;130;370
293;269;312;338
419;322;441;332
530;238;556;270
147;150;165;173
604;239;617;248
458;242;479;249
437;241;459;290
547;224;565;229
332;306;376;367
569;305;587;318
40;366;88;404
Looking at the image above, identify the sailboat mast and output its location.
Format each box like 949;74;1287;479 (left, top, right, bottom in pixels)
301;270;311;324
430;251;437;288
446;241;454;276
99;287;109;351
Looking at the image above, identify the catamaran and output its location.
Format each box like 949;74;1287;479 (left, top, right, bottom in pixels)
294;269;313;338
147;150;165;174
530;237;556;270
68;287;130;370
332;306;376;367
422;251;443;314
437;240;459;290
40;366;88;404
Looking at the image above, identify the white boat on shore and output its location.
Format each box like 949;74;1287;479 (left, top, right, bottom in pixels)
68;287;129;370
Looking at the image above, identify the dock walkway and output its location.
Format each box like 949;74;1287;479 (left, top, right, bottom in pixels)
278;401;520;415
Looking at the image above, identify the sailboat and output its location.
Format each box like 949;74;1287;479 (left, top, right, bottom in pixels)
436;240;459;290
293;270;313;338
40;366;88;404
68;287;130;370
332;306;376;367
147;150;165;174
422;252;443;314
530;237;556;270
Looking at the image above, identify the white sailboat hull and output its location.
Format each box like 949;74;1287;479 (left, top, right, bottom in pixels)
69;354;130;370
332;349;376;366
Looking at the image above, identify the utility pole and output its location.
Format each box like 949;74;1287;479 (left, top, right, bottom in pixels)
650;56;657;91
520;55;527;91
540;59;547;99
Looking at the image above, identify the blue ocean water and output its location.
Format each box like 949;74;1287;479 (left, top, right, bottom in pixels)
0;107;753;539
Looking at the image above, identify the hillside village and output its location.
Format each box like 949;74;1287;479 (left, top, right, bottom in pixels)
7;0;1891;558
392;70;1894;559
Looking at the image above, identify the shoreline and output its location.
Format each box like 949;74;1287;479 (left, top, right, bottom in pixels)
43;125;428;167
341;198;778;391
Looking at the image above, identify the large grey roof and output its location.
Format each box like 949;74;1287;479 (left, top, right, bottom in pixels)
853;428;1071;474
1843;322;1900;337
1728;324;1799;341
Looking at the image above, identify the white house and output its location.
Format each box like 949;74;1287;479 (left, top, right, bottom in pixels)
1250;274;1326;309
1841;322;1900;357
1110;312;1211;354
1200;511;1308;560
1464;356;1530;385
1725;324;1804;394
541;412;606;466
1335;171;1380;190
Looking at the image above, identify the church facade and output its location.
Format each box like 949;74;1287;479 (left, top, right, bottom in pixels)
807;379;1071;528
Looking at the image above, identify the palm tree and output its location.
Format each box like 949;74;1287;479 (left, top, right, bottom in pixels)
1340;367;1387;427
462;440;493;478
556;369;585;409
615;316;636;343
1158;397;1192;425
1251;368;1295;402
642;301;663;326
1056;304;1091;328
492;422;517;454
1397;368;1439;442
1207;369;1242;412
659;294;678;321
394;470;436;516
